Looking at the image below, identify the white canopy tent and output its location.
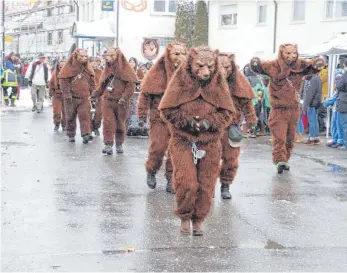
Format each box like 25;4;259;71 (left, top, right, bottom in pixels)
300;33;347;138
71;19;116;40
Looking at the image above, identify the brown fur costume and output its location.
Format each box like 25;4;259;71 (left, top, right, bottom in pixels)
49;63;66;129
58;49;95;138
219;54;257;185
92;68;103;131
250;44;325;164
137;42;187;182
91;47;137;146
159;47;234;233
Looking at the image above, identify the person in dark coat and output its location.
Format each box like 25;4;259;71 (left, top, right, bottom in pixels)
302;72;323;145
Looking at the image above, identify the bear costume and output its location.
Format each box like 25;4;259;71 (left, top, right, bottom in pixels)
159;47;235;235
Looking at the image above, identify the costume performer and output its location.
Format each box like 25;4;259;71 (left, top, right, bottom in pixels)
91;47;137;155
58;48;95;144
49;61;67;132
89;57;103;136
219;53;257;199
137;42;187;193
159;47;234;235
250;44;325;173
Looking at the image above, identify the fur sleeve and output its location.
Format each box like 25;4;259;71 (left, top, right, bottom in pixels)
204;109;232;132
137;92;150;122
121;81;136;101
160;108;191;130
240;98;258;126
250;59;278;78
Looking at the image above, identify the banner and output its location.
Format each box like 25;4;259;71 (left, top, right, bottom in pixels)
101;0;115;11
5;36;13;43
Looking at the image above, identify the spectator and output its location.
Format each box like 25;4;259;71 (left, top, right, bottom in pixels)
14;54;24;100
335;61;347;149
1;66;19;107
4;53;17;72
302;72;323;145
25;52;51;113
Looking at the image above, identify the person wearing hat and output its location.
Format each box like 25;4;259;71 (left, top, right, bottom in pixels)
25;52;51;113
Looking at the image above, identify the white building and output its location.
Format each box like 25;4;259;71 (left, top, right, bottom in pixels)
208;0;347;67
74;0;177;63
5;0;76;58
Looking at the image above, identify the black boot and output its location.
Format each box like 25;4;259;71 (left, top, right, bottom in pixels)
166;180;175;194
221;183;232;199
54;124;59;131
68;136;75;142
4;99;9;106
94;128;100;136
284;162;290;171
276;162;286;174
116;143;124;154
146;173;157;189
32;105;36;112
82;133;93;144
102;144;113;155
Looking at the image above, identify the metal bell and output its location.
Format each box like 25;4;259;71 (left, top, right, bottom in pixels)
195;149;206;159
107;86;113;92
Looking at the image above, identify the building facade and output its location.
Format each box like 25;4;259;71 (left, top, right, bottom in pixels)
76;0;176;62
208;0;347;67
4;0;76;59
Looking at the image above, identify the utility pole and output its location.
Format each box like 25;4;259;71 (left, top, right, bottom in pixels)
73;0;79;47
116;0;120;46
1;0;5;67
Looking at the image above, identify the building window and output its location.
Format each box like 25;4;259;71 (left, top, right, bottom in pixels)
47;1;52;6
47;32;53;45
153;0;176;13
69;4;74;13
220;4;238;26
86;2;90;21
47;8;53;17
325;0;347;19
258;4;267;23
57;30;63;44
292;0;306;21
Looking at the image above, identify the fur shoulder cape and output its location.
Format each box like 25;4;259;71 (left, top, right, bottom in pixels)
99;47;137;85
140;49;176;95
58;49;94;79
228;64;255;99
159;61;234;112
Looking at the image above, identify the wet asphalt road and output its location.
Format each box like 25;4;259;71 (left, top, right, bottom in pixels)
1;100;347;272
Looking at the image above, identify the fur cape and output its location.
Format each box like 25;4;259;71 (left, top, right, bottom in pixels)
94;69;102;86
58;48;94;79
140;45;178;95
159;54;234;112
49;63;61;90
221;53;255;100
254;44;325;80
98;47;137;87
136;69;144;80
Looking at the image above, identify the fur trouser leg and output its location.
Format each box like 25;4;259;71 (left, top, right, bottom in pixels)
52;96;66;128
269;108;300;164
220;131;240;184
92;99;103;130
145;121;170;175
77;98;92;136
170;138;221;222
65;99;77;137
115;102;129;145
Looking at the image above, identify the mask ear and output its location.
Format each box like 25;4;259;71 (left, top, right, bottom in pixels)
279;45;285;52
189;48;198;58
213;49;220;58
167;44;173;52
228;54;235;62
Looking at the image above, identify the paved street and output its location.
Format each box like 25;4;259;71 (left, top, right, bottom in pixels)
1;90;347;272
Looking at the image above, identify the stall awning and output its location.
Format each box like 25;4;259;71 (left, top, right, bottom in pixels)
71;19;115;40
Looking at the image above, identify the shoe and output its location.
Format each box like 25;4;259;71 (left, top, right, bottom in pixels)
294;134;304;143
284;162;290;171
54;124;59;131
338;145;347;150
192;220;203;236
180;219;191;235
62;127;66;132
166;180;175;194
313;139;321;145
276;162;286;174
32;106;37;112
331;143;342;148
221;183;232;199
303;139;315;145
93;129;100;136
68;136;75;142
102;144;113;155
146;173;157;189
116;143;124;154
4;99;9;106
10;99;16;107
82;134;93;144
326;141;336;147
